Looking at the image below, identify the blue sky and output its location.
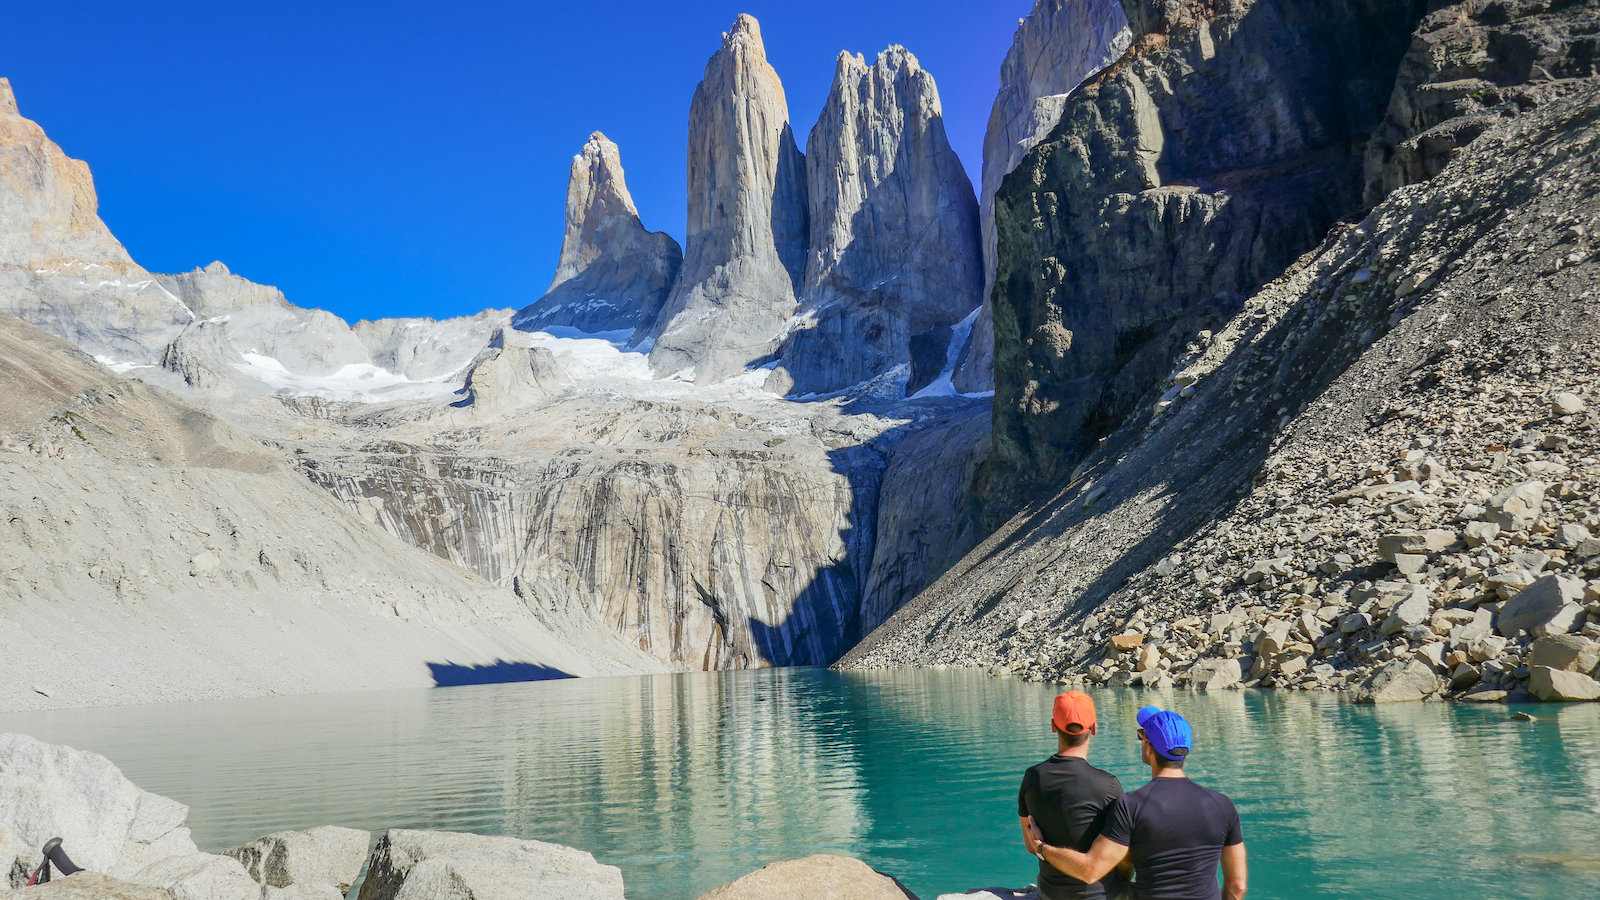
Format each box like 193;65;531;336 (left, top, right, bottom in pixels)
4;2;1031;322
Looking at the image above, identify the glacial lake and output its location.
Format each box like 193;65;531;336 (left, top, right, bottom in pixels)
3;670;1599;898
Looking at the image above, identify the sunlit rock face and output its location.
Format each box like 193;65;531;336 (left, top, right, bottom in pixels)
514;132;682;343
952;0;1132;394
770;46;982;398
0;77;194;363
647;14;811;384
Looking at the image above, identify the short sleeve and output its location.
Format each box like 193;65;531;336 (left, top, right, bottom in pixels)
1223;798;1243;846
1018;768;1034;817
1100;795;1135;847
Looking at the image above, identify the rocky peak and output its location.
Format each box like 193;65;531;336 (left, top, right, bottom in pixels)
770;42;981;396
515;132;681;340
0;77;16;116
953;0;1132;393
646;12;810;383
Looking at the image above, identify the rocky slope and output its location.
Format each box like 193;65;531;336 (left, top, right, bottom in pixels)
0;315;658;711
771;46;982;397
953;0;1132;394
647;14;811;384
845;2;1600;705
513;132;683;342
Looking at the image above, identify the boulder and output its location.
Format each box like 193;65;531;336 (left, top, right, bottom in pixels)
1464;521;1501;547
225;826;370;893
1253;621;1292;657
1186;658;1242;691
1109;633;1145;652
1378;530;1456;562
1382;588;1431;636
1340;612;1372;635
699;854;911;899
1354;659;1440;704
1528;666;1600;702
1;872;174;898
1528;636;1600;675
1497;575;1586;637
1469;635;1509;663
0;733;198;876
1551;392;1586;416
356;829;623;900
1487;481;1546;532
128;852;258;900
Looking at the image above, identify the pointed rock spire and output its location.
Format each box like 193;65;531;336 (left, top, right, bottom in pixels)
0;78;17;116
952;0;1132;392
646;13;810;383
771;45;981;396
516;131;682;340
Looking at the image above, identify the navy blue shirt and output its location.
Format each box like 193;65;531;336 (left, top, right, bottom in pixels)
1100;778;1243;900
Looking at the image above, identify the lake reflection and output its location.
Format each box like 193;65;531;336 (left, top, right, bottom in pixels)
2;670;1598;898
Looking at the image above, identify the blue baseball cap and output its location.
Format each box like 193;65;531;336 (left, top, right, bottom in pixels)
1139;709;1193;762
1135;705;1162;729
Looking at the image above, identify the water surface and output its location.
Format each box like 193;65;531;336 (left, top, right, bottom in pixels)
3;670;1598;898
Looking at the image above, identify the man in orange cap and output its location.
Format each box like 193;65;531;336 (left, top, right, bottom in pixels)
1018;691;1126;899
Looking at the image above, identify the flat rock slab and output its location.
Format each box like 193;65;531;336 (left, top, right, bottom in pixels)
356;829;623;900
699;855;914;899
0;872;174;899
225;825;370;892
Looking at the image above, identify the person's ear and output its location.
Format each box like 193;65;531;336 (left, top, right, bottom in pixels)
1088;723;1098;735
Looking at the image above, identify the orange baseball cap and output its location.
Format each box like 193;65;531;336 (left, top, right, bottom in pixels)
1052;691;1097;734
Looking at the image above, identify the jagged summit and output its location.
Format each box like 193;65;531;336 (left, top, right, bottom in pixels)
646;12;810;383
514;130;682;339
0;77;17;115
769;39;981;397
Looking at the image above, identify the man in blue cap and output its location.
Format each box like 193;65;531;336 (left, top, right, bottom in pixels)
1034;706;1248;899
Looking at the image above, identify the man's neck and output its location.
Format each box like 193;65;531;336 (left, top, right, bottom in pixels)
1149;766;1188;779
1057;743;1090;760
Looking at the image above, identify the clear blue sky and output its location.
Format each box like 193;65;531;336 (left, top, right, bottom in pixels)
3;2;1031;322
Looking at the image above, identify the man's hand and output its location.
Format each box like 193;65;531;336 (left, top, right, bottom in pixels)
1038;835;1129;884
1019;817;1043;856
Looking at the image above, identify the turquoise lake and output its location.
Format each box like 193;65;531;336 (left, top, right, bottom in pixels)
3;669;1599;898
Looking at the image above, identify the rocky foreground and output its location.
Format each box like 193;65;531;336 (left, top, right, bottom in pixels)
2;734;1028;900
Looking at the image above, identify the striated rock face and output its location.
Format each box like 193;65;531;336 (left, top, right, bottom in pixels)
1363;0;1600;206
0;78;193;363
984;0;1426;510
352;309;512;381
954;0;1132;393
772;46;982;396
0;316;658;711
647;14;810;383
515;132;683;342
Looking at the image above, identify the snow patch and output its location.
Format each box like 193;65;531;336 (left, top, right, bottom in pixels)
910;305;985;400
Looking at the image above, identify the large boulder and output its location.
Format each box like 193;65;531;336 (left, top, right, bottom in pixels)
1185;658;1242;691
699;855;912;899
127;853;257;900
356;829;623;900
1497;575;1586;637
1354;659;1440;704
0;733;197;877
0;872;174;899
1528;636;1600;675
1528;667;1600;702
224;826;370;893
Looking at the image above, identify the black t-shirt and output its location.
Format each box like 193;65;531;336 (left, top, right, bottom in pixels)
1100;778;1243;900
1018;755;1124;900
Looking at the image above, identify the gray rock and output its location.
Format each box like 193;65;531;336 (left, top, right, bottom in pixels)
128;852;257;900
224;826;370;892
955;0;1132;393
1528;635;1600;675
1551;392;1586;416
1463;521;1501;547
700;854;909;899
1382;588;1431;636
1340;612;1373;635
1186;658;1242;691
1378;529;1456;561
351;309;512;381
356;829;624;900
2;872;174;899
773;45;981;396
1354;659;1440;704
648;14;809;384
514;133;682;342
1528;666;1600;702
1487;481;1546;532
1497;575;1585;637
1557;523;1593;549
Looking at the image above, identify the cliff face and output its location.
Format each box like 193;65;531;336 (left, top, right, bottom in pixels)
0;77;193;363
648;14;811;384
954;0;1132;394
514;132;683;342
984;0;1427;512
771;47;982;397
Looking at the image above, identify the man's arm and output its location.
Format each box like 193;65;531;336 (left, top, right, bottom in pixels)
1019;817;1042;855
1221;842;1248;900
1037;835;1129;884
